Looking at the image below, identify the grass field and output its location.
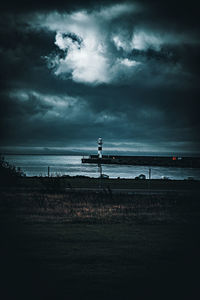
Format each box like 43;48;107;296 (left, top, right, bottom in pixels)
1;179;200;300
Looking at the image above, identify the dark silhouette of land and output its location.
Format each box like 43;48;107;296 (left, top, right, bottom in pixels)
0;158;200;300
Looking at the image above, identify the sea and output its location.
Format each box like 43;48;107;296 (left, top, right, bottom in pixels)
4;155;200;180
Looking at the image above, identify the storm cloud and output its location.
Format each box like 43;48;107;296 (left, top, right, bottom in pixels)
0;0;200;154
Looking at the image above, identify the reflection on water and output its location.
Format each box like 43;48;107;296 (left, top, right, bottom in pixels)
4;155;200;180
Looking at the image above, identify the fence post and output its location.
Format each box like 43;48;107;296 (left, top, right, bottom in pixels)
149;168;151;180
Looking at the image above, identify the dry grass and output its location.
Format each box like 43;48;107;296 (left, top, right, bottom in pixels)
1;186;200;300
0;189;197;225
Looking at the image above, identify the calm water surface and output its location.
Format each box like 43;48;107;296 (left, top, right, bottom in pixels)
4;155;200;180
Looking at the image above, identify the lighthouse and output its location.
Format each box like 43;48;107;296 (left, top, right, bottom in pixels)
98;138;103;158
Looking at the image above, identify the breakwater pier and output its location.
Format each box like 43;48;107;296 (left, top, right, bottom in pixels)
82;155;200;168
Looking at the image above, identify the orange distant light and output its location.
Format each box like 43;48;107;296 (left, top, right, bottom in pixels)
172;157;176;160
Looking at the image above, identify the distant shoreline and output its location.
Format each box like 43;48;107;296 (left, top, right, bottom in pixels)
3;153;200;158
3;153;84;156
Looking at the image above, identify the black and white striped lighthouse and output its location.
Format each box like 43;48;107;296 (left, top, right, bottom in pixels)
98;138;103;158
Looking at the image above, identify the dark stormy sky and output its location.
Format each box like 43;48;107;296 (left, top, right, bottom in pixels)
1;0;200;154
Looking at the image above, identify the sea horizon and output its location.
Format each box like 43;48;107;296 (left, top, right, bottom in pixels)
2;151;200;157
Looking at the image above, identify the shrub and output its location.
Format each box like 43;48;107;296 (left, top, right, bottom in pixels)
0;155;26;186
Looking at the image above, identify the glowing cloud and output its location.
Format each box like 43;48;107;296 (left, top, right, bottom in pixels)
29;3;198;85
31;4;141;84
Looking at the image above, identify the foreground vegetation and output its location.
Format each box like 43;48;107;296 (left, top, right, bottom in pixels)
1;157;200;299
1;188;199;224
1;186;200;300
